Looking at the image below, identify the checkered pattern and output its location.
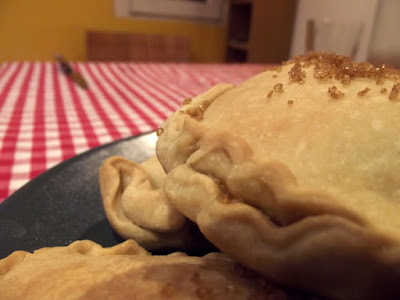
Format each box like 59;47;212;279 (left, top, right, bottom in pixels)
0;61;265;202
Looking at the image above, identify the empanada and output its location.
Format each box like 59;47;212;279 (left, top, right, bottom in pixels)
99;155;212;251
0;240;296;299
156;52;400;299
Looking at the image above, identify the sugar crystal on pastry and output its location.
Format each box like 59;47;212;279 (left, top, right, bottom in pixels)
357;87;370;97
389;82;400;100
327;85;345;99
288;62;306;83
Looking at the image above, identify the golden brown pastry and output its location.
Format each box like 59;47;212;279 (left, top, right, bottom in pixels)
156;52;400;299
99;155;212;250
0;240;295;299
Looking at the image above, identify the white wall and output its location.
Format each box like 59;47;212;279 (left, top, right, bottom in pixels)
368;0;400;66
290;0;378;61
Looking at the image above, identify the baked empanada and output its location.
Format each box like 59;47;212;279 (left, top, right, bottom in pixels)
99;155;212;251
156;52;400;299
0;240;296;299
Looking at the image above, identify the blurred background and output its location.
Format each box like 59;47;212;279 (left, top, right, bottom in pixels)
0;0;399;65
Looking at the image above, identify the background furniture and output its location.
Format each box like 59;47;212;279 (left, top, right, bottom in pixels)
86;31;191;62
225;0;297;63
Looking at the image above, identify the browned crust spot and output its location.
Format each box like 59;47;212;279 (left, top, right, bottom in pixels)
186;100;212;121
213;177;242;204
156;128;164;136
274;83;283;93
182;97;192;105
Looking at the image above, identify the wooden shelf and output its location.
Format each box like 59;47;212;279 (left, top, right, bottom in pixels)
232;0;253;5
227;40;249;52
225;0;296;63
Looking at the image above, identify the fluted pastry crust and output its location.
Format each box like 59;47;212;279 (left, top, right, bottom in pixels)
99;155;211;250
156;53;400;299
0;240;294;299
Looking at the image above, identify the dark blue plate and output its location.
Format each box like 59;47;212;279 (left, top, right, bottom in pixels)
0;132;156;259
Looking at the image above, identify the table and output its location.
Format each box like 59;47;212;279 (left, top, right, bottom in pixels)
0;62;266;203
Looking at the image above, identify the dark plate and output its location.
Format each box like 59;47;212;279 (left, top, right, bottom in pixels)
0;132;157;259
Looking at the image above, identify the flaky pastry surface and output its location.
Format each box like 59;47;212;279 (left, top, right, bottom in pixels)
0;240;293;299
156;53;400;299
99;155;211;250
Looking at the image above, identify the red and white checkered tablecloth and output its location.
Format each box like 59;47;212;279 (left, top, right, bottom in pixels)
0;61;266;202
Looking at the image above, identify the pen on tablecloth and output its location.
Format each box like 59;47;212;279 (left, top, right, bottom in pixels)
54;54;88;89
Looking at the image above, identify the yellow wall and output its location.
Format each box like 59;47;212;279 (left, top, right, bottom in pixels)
0;0;227;62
